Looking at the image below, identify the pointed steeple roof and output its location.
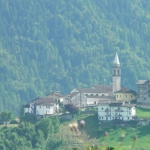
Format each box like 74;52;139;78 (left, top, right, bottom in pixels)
113;52;120;67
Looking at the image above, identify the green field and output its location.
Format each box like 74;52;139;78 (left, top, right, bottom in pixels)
49;107;150;150
136;107;150;119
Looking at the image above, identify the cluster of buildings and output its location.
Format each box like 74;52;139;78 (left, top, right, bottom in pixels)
24;53;149;121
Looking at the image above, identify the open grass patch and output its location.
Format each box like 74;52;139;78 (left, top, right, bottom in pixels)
136;107;150;119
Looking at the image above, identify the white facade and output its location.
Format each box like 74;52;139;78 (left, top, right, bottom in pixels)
98;101;136;121
64;92;87;107
70;89;109;97
36;104;59;116
24;98;59;116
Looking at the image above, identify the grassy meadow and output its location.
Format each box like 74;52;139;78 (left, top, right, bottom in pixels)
50;107;150;150
136;107;150;119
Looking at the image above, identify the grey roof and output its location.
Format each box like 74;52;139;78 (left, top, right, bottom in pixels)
115;88;137;96
121;104;136;108
92;85;112;91
32;98;56;105
24;104;30;108
136;80;147;84
98;100;117;104
98;100;136;108
113;52;120;67
46;91;64;97
136;80;150;85
70;92;80;97
64;92;80;98
76;87;111;93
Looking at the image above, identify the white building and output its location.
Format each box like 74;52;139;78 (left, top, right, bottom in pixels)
24;98;59;117
98;101;136;121
63;92;87;107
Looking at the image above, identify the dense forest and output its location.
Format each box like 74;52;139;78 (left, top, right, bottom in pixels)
0;0;150;114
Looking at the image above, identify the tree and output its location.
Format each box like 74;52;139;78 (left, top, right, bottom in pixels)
64;104;79;114
19;105;25;122
52;116;60;132
0;110;14;124
35;118;54;139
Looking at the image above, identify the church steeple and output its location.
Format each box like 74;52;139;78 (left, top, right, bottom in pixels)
112;53;121;95
113;52;120;67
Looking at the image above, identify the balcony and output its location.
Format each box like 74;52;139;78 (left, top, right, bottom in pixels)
115;108;123;112
105;108;110;112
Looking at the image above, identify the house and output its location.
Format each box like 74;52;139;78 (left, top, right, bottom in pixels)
63;92;87;107
115;88;137;102
24;98;59;117
98;101;136;121
136;80;150;105
46;91;64;103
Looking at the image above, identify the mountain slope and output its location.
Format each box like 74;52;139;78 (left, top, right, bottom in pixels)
0;0;150;113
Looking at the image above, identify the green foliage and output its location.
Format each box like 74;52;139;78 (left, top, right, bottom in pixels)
46;137;64;150
51;116;60;132
35;118;54;139
22;113;37;124
19;105;25;122
0;110;14;124
1;0;150;115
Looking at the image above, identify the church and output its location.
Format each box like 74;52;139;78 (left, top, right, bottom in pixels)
64;53;137;107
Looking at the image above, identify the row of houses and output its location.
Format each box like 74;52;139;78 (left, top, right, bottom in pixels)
24;53;149;121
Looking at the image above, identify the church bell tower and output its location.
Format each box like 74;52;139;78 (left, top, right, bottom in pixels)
112;53;121;95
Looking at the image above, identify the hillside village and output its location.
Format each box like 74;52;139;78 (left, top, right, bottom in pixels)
24;53;150;123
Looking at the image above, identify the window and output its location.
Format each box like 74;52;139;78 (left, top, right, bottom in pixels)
99;117;101;119
126;95;127;98
128;117;129;120
102;117;103;119
96;94;98;96
129;112;131;115
91;94;93;96
131;95;132;98
110;117;111;119
39;106;41;108
129;108;131;110
120;95;121;98
117;95;118;98
117;70;119;75
102;107;103;110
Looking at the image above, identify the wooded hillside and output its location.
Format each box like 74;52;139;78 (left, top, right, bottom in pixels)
0;0;150;114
